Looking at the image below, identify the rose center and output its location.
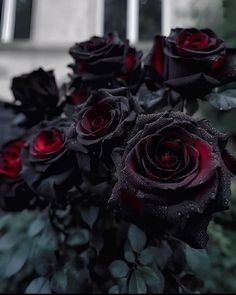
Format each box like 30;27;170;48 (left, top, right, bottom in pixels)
184;33;209;50
92;116;106;129
161;151;173;164
33;129;63;156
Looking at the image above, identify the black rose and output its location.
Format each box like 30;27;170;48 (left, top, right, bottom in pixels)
11;68;61;126
109;111;235;248
69;32;143;93
67;88;142;204
145;28;236;98
21;119;76;203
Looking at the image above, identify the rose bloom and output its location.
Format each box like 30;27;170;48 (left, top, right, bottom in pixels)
69;32;143;93
109;111;236;248
67;88;142;204
145;28;236;98
21;119;77;203
0;140;37;211
11;68;60;126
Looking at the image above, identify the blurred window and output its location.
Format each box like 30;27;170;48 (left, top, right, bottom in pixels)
14;0;33;39
0;0;3;35
0;0;32;42
104;0;127;38
104;0;162;43
139;0;162;40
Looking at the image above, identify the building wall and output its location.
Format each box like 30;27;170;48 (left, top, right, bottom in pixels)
0;0;223;102
31;0;103;45
0;0;103;101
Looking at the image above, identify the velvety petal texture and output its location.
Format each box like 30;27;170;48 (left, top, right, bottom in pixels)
67;88;143;204
145;28;236;98
108;111;233;248
21;119;77;203
68;32;143;94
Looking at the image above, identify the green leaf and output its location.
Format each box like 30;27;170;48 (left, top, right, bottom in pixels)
118;278;128;294
80;206;100;228
0;233;19;251
124;250;136;263
37;224;60;251
3;243;30;278
185;245;211;280
25;277;51;294
128;270;147;294
206;89;236;111
33;249;56;276
128;224;147;253
28;218;45;237
139;266;165;293
65;267;90;293
139;247;158;266
109;285;120;294
67;229;89;247
109;260;129;279
50;271;67;293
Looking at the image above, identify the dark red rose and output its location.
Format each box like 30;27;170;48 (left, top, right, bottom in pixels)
69;33;143;94
21;119;77;203
0;140;38;211
11;68;60;126
32;129;63;158
175;29;218;53
0;140;24;178
67;88;143;204
145;28;236;98
109;112;235;248
69;33;126;81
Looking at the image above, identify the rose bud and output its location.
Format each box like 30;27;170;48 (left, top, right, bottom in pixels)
21;119;77;204
11;68;60;126
0;139;38;211
108;111;236;248
67;88;143;204
145;28;236;98
69;32;143;93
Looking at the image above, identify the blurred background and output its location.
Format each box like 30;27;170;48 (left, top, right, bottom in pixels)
0;0;233;101
0;0;236;293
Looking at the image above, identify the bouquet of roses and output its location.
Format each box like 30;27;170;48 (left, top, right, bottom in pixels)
0;28;236;294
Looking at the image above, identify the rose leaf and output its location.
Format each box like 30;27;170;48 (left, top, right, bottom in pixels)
3;242;30;278
67;229;90;247
33;248;56;276
108;285;120;294
79;206;100;228
128;270;147;294
25;277;51;294
138;265;165;293
128;224;147;253
138;246;158;266
185;245;211;280
206;89;236;111
50;271;68;293
109;260;129;279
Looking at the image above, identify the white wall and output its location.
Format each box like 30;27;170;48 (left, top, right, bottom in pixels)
31;0;104;45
